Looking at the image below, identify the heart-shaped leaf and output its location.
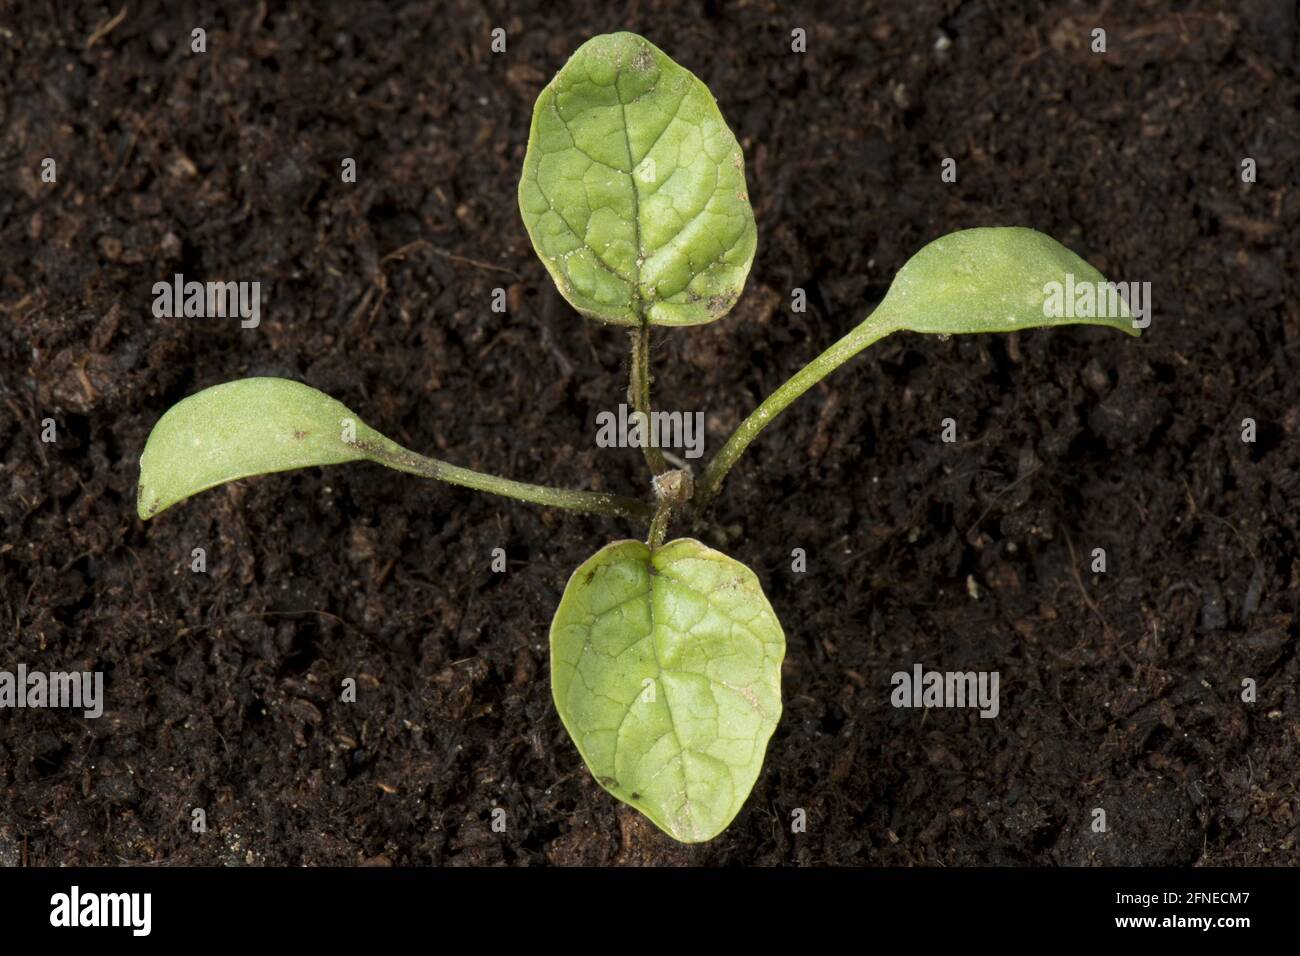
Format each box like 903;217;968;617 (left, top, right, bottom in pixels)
877;226;1142;337
519;32;757;327
550;537;785;843
137;377;399;519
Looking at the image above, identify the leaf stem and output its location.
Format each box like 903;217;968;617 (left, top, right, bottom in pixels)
630;324;669;476
695;307;901;508
355;439;654;521
647;502;672;550
646;468;691;549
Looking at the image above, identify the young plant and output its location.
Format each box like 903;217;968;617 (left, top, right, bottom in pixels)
138;32;1140;844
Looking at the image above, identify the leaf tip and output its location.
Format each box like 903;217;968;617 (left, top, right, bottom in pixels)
136;489;160;521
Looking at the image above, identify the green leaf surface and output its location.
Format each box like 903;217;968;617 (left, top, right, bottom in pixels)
550;538;785;843
519;32;757;327
876;227;1142;337
137;378;397;520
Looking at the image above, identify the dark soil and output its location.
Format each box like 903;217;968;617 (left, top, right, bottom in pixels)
2;0;1298;866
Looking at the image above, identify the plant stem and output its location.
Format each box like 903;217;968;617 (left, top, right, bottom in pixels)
630;323;669;476
355;439;654;521
695;307;902;508
647;502;672;549
646;468;692;549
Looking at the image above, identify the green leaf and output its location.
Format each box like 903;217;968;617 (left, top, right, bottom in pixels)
550;538;785;843
518;32;757;327
694;227;1143;507
137;378;400;520
877;227;1142;337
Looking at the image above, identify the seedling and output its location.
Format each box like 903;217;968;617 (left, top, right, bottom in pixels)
138;32;1140;843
